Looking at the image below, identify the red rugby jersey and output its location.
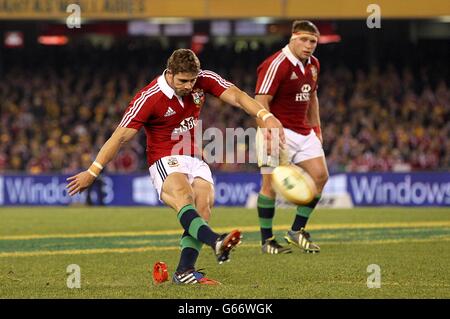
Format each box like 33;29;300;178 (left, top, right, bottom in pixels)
119;70;233;166
255;45;320;135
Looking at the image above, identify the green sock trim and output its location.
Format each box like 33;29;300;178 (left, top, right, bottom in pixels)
259;217;273;229
296;195;321;218
180;236;203;251
296;206;313;218
188;217;208;239
257;194;275;208
177;204;195;220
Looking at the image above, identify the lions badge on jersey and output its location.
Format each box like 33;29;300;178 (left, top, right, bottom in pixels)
191;89;205;108
310;65;318;82
167;157;179;167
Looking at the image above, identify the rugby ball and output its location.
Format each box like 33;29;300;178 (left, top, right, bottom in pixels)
271;165;317;205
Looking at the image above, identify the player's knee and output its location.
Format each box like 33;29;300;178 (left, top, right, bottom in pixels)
162;187;194;211
315;171;329;192
196;204;212;222
173;186;193;200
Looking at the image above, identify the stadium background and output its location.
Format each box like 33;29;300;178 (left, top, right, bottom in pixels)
0;0;448;207
0;0;449;301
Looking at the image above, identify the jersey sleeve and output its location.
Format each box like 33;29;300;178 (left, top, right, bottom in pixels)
118;86;158;130
197;70;234;97
255;53;286;96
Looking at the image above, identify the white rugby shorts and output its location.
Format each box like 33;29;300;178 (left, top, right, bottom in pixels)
149;155;214;200
257;128;325;173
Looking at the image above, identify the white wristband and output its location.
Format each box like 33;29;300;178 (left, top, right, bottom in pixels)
256;109;266;119
262;113;274;121
92;161;103;170
88;169;98;178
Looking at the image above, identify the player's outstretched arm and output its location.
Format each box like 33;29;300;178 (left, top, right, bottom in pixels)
66;126;138;196
219;86;286;145
254;94;289;166
254;95;273;128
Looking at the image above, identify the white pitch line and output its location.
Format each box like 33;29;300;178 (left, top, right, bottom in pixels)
0;236;449;258
1;221;449;241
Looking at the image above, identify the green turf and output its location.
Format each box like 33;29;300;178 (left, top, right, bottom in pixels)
0;207;449;298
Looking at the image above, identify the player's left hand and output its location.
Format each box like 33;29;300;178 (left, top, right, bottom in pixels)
66;171;96;196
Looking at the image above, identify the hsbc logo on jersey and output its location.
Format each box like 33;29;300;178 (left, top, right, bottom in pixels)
296;84;312;102
172;116;198;135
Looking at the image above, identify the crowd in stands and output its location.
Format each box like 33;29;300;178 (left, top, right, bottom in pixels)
0;41;448;174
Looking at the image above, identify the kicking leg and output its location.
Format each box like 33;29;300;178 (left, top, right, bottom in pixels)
161;173;241;265
175;178;213;273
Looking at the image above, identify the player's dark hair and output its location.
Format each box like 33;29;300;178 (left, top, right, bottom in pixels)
167;49;201;75
292;20;320;35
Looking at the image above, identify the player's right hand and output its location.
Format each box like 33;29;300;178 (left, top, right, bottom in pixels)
264;115;286;147
256;126;289;168
66;171;96;196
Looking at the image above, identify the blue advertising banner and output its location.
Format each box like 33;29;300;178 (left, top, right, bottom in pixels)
212;173;260;206
347;173;450;207
0;173;261;207
0;174;158;207
0;172;449;207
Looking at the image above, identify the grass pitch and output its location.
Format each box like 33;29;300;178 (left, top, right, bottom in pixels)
0;207;449;298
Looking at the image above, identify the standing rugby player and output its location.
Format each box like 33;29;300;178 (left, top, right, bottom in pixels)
255;21;329;254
